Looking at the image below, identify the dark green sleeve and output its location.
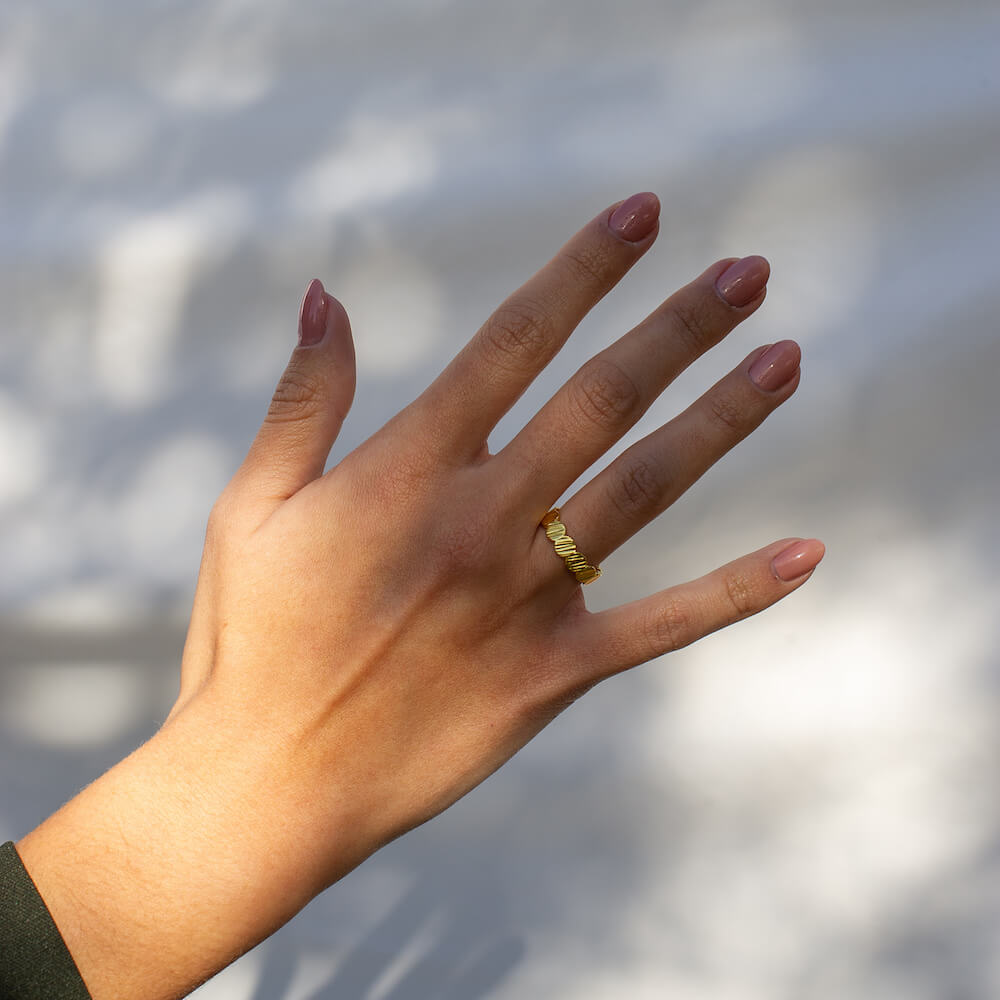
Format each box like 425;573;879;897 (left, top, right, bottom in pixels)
0;841;92;1000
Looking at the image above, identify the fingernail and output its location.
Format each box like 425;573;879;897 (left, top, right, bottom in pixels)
608;192;660;243
771;539;825;582
749;340;801;392
298;277;329;347
716;255;769;307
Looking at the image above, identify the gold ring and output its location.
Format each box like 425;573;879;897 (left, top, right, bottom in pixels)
541;509;602;584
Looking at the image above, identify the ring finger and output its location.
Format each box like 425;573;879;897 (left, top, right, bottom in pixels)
535;339;802;580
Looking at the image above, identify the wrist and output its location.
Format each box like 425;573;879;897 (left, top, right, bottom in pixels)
16;686;364;1000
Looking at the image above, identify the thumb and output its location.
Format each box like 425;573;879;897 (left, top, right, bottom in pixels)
234;278;356;509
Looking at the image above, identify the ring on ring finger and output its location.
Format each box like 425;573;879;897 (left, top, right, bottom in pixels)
541;509;602;584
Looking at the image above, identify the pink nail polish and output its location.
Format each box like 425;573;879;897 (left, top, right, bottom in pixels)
771;539;825;582
298;278;329;347
749;340;801;392
716;255;769;307
608;192;660;243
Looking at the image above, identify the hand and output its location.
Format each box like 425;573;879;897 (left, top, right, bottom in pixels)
18;192;823;1000
178;188;821;860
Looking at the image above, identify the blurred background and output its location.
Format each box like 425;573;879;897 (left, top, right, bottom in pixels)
2;0;1000;996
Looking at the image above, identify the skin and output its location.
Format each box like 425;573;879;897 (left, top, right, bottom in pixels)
16;193;824;1000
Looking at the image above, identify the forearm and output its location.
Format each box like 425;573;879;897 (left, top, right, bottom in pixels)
15;688;356;1000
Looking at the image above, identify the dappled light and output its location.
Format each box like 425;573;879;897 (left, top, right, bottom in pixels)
94;190;254;407
2;0;999;997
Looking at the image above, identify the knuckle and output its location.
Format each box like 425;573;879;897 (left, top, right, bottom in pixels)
481;300;558;374
722;569;758;622
359;448;434;510
562;241;615;289
671;297;722;357
644;597;696;658
515;623;598;718
266;363;326;425
707;388;747;437
608;454;669;522
569;357;642;432
432;514;494;577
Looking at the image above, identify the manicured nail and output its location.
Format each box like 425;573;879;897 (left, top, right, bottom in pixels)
608;192;660;243
771;539;825;582
716;255;769;307
298;278;329;347
749;340;801;392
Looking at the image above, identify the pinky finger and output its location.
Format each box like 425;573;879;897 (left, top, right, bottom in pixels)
575;538;825;680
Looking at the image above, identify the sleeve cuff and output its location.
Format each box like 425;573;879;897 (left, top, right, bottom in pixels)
0;841;92;1000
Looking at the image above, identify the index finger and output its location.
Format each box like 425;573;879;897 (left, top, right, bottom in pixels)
412;192;661;460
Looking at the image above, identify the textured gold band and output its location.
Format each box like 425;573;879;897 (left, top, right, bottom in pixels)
541;509;602;584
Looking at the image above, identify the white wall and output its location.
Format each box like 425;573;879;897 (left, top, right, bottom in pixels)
2;1;1000;996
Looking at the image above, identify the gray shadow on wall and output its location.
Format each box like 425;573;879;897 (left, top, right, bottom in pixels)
250;876;525;1000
